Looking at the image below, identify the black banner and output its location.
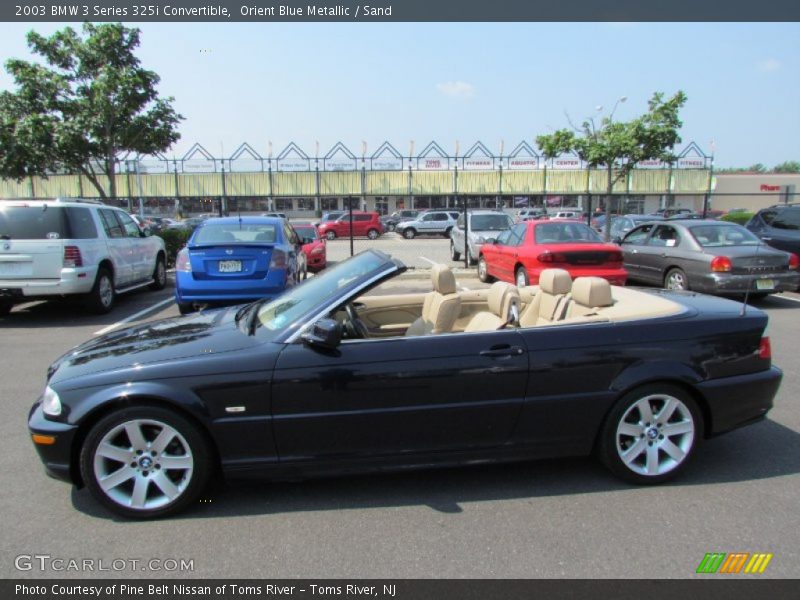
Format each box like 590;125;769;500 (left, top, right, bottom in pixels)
2;0;800;22
4;580;799;600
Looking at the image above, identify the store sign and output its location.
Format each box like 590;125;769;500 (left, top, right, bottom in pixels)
417;157;449;170
229;159;263;173
760;184;781;192
551;157;582;169
677;157;705;169
371;157;403;170
462;156;493;170
325;158;357;171
277;158;310;171
508;157;539;170
136;161;169;174
183;160;216;172
637;159;669;169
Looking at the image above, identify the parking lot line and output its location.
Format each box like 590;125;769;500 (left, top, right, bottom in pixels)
94;297;175;336
419;256;437;267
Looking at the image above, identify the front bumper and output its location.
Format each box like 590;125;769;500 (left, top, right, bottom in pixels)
698;366;782;436
1;267;97;300
28;403;79;484
693;271;800;295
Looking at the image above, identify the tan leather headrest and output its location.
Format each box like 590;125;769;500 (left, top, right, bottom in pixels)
431;264;457;295
487;281;514;315
539;268;572;295
571;277;613;308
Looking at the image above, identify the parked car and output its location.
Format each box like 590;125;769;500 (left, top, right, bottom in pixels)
516;208;547;222
450;210;513;265
261;212;288;220
396;210;461;239
0;199;166;315
28;249;783;518
619;220;799;296
745;204;800;258
182;216;207;231
174;216;306;314
293;222;327;272
651;207;693;218
380;209;423;232
317;211;383;240
478;220;627;287
609;214;664;240
551;210;582;220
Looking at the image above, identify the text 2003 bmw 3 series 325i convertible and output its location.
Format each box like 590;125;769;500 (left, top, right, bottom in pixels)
29;250;782;518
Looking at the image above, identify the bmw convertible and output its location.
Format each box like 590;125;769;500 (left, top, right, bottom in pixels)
29;250;782;518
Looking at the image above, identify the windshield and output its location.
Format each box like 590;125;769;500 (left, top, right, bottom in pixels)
193;223;277;244
256;251;392;333
535;222;602;244
689;224;761;247
471;214;512;231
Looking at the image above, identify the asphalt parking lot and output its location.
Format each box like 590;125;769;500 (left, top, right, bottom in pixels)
1;238;798;579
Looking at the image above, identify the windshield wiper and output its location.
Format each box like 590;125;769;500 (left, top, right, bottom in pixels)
234;300;261;329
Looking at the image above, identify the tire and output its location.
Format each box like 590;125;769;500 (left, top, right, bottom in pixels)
450;241;461;261
80;406;212;519
149;254;167;291
598;384;702;485
478;256;494;283
444;226;453;238
387;223;396;232
515;266;530;287
0;300;12;317
664;268;689;291
88;268;115;314
325;231;336;241
367;229;379;240
403;228;416;240
177;302;194;316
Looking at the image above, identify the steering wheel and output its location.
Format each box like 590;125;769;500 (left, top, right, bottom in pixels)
344;303;369;339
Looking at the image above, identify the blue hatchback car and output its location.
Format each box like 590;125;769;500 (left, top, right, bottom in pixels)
175;216;304;314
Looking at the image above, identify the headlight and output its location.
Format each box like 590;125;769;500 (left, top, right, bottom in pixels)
41;386;62;416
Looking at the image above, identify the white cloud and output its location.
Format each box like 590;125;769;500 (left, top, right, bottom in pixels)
758;58;781;72
436;81;475;99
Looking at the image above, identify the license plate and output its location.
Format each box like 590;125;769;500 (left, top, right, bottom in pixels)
755;279;775;290
0;262;26;276
218;260;242;273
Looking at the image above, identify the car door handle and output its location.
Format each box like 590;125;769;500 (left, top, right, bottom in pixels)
480;345;525;358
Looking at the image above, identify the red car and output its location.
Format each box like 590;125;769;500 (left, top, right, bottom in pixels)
293;223;327;272
317;211;383;240
478;220;628;287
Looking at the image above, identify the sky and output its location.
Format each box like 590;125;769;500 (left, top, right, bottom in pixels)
0;21;798;168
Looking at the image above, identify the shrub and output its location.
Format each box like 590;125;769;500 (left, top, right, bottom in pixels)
720;212;754;226
155;229;191;266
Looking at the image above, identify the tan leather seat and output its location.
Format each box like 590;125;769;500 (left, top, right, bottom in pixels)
565;277;614;318
464;281;520;332
405;264;462;336
519;268;572;327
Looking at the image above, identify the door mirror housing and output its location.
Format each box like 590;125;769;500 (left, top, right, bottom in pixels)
301;318;342;350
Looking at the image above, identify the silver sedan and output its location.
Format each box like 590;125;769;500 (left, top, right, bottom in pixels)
619;220;800;296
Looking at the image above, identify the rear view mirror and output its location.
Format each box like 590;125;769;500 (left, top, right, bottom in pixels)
301;318;342;351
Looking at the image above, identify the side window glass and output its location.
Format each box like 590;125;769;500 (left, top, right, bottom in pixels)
99;209;125;238
650;225;680;247
760;210;777;225
495;230;511;245
509;223;528;247
621;224;653;246
116;212;141;238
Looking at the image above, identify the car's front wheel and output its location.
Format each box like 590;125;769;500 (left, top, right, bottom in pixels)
80;406;212;519
149;255;167;291
478;256;494;283
88;268;115;314
325;231;336;241
598;384;702;484
664;267;689;291
0;300;12;317
403;228;416;240
367;229;379;240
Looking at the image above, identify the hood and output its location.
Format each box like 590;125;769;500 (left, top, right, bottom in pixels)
48;306;261;385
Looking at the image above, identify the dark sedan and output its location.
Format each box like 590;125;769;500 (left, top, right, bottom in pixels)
620;220;800;296
29;250;782;518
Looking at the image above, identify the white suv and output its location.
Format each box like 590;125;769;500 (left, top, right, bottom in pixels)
0;199;167;315
396;210;461;239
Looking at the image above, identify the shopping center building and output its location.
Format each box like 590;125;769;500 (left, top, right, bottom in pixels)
1;140;795;216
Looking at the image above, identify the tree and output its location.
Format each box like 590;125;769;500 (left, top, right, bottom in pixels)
536;91;687;240
0;23;182;199
773;161;800;174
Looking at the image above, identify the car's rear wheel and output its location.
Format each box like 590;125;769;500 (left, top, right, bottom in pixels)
149;255;167;290
177;302;194;315
664;268;689;291
478;256;494;283
403;228;416;240
0;300;12;317
516;266;530;287
387;223;396;232
325;231;336;241
450;241;461;261
88;268;115;314
444;226;453;238
367;229;379;240
80;406;212;519
598;384;702;484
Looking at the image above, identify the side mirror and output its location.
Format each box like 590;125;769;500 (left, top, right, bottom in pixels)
612;236;622;245
141;226;152;237
301;318;342;351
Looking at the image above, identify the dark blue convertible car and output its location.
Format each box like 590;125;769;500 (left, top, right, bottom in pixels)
174;216;305;314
